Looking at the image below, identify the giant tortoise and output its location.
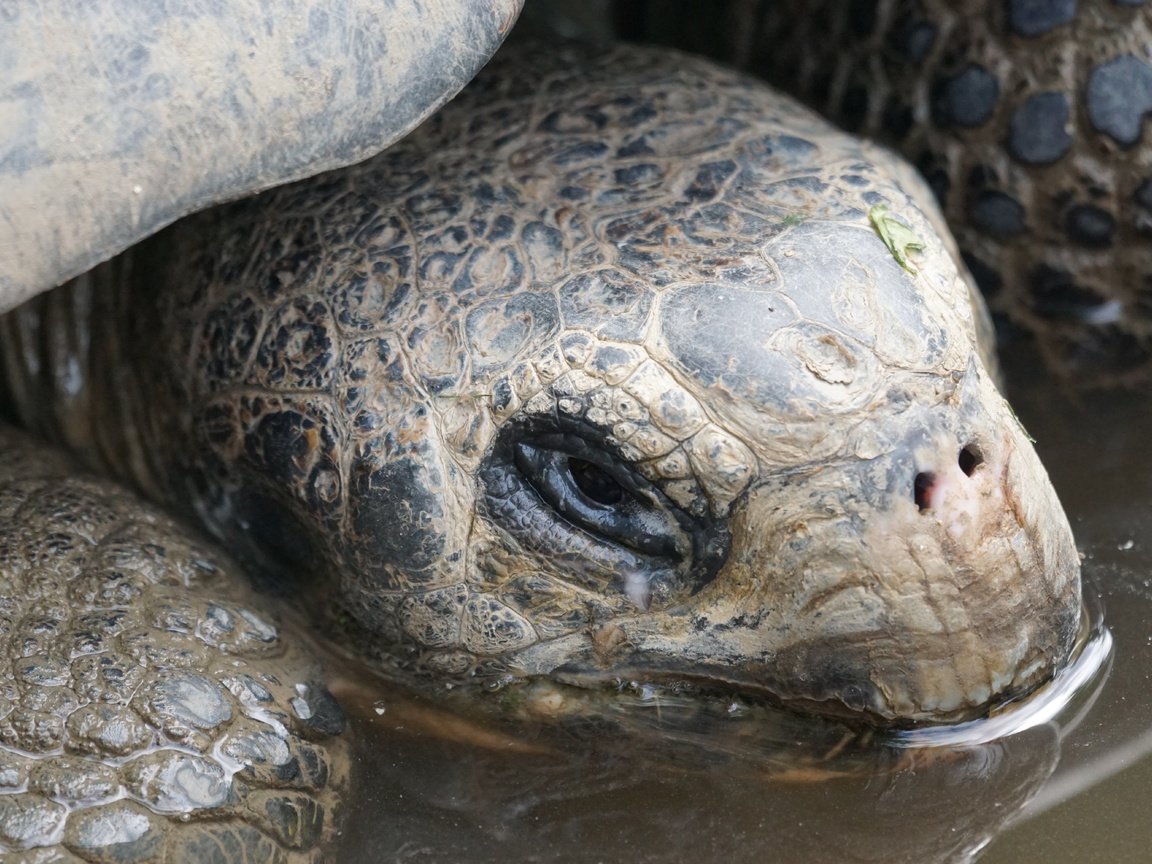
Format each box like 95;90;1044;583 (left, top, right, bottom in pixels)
0;2;1111;861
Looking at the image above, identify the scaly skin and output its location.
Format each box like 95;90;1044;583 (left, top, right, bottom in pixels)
0;425;348;863
1;42;1079;725
618;0;1152;381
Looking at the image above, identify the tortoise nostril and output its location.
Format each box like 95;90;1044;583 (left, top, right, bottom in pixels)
913;472;935;512
958;444;983;477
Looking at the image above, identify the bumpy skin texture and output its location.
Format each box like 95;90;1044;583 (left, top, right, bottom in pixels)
1;44;1080;725
0;426;348;862
618;0;1152;380
0;0;522;312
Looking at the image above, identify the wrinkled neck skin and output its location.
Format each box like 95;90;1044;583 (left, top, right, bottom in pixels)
0;259;172;503
0;43;1083;727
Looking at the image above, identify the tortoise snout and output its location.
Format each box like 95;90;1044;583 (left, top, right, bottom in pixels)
884;367;1030;543
898;427;1013;550
702;379;1082;723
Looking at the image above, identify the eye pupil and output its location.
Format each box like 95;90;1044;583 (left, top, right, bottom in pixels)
568;458;626;506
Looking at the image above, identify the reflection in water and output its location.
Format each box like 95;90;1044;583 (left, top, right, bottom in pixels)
335;683;1067;864
331;351;1152;863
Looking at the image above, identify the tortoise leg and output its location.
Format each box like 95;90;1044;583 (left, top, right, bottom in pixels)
0;425;349;863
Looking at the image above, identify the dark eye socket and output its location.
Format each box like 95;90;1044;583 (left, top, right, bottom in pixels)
513;440;685;559
478;420;731;604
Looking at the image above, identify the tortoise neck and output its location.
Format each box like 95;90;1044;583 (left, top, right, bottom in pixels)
0;258;169;502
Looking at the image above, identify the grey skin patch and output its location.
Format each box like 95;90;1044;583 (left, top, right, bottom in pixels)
1028;265;1110;321
559;270;654;338
124;751;232;812
776;221;944;367
65;703;153;757
165;822;284;862
1008;0;1078;36
63;801;163;862
349;456;447;580
28;757;119;801
1086;54;1152;145
291;682;347;737
0;752;29;789
13;655;70;686
0;794;67;847
658;284;798;411
1009;92;1072;164
890;18;937;63
255;792;327;850
1064;204;1115;248
146;672;233;730
931;65;999;128
222;727;294;782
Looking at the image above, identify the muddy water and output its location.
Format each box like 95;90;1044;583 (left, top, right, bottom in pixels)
333;349;1152;864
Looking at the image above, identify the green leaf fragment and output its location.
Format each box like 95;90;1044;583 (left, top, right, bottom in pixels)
868;204;926;273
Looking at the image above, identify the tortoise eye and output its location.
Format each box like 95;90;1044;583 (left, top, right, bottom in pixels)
477;421;732;605
513;441;683;560
567;457;625;506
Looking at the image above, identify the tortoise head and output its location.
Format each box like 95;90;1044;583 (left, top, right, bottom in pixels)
190;216;1078;727
169;45;1080;726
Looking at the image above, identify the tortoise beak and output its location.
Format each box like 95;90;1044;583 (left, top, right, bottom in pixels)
710;426;1080;723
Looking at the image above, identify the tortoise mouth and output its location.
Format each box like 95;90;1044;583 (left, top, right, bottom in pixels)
525;595;1108;739
538;664;906;726
506;631;1083;730
495;576;1084;729
524;654;1054;729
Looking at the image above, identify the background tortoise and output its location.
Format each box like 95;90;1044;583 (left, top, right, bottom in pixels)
0;3;1114;861
617;0;1152;381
